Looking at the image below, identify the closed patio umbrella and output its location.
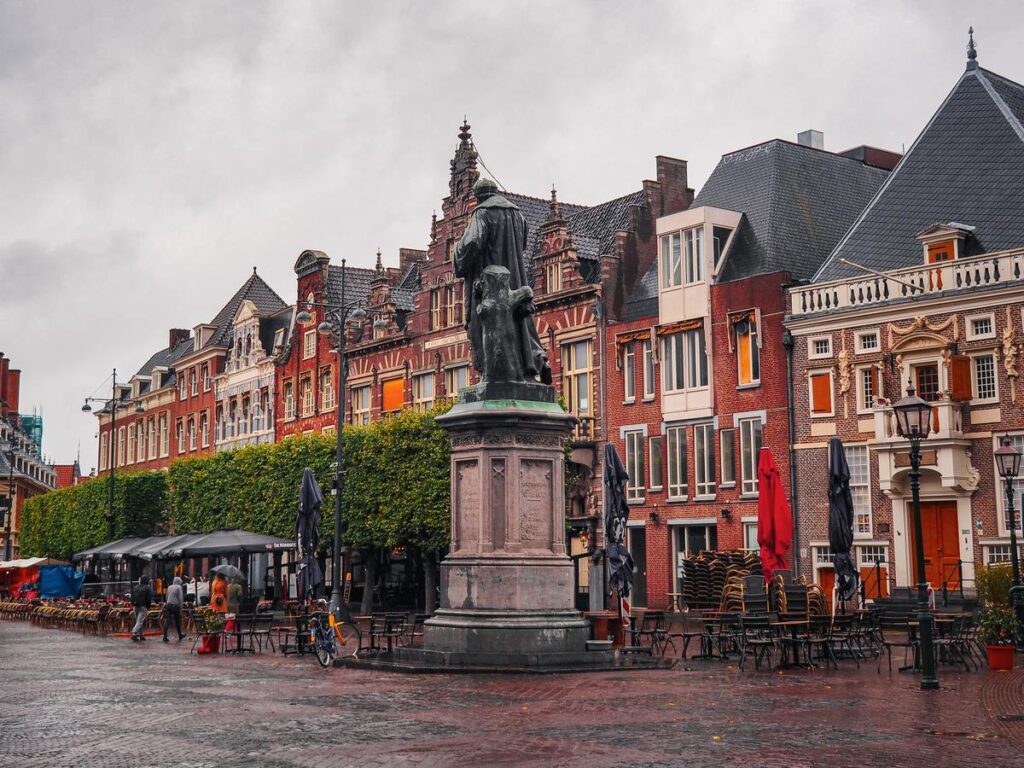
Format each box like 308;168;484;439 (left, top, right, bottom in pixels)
828;437;860;608
603;443;634;606
757;448;793;583
295;467;324;601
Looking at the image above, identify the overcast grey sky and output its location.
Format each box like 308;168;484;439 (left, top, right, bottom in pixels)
1;1;1020;470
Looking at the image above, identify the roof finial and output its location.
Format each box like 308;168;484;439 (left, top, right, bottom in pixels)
252;266;257;275
458;116;472;148
549;183;561;220
375;248;383;273
966;26;978;69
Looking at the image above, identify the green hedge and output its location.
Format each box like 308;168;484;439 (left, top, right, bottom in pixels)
20;470;168;560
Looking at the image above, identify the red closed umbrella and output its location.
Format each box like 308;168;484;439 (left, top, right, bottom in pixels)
756;448;793;582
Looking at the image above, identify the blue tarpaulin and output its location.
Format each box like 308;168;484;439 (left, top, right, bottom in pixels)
39;565;84;599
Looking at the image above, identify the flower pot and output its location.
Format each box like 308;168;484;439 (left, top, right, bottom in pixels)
987;644;1015;671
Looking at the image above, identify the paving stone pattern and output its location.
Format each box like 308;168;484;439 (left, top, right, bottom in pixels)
1;621;1023;767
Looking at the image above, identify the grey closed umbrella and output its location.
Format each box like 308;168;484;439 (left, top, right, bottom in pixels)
296;468;325;601
828;437;859;605
603;443;633;599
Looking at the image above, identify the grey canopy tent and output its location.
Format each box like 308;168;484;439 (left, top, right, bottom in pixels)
160;529;295;558
131;533;202;561
72;537;144;562
828;437;860;607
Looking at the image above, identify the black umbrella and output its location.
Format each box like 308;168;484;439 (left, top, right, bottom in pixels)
603;443;633;599
828;437;859;605
296;468;325;601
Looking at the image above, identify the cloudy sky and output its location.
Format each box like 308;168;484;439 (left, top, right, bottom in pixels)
1;0;1020;469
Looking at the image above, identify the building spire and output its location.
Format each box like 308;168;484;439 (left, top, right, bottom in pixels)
375;248;383;273
450;117;478;180
549;184;562;220
966;26;978;70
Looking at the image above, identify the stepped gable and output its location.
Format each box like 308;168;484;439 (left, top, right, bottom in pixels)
695;139;889;282
814;63;1024;282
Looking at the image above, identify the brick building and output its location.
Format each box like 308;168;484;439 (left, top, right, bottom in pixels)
785;46;1024;597
0;354;57;559
95;269;288;473
606;135;894;609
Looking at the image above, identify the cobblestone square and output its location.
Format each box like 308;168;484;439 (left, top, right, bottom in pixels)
2;621;1023;768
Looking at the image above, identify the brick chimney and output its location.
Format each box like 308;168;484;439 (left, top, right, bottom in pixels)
655;156;693;216
169;328;191;350
5;369;20;416
0;355;8;418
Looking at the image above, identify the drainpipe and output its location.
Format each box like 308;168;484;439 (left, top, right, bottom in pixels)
782;328;801;579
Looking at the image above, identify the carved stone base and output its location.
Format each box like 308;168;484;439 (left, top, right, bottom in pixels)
415;397;601;667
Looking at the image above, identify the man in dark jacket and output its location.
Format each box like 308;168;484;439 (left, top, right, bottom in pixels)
131;575;153;642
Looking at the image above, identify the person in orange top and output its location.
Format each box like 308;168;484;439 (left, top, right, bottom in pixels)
210;573;229;614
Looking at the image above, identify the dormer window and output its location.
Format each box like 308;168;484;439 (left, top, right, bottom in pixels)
927;241;954;263
916;222;974;265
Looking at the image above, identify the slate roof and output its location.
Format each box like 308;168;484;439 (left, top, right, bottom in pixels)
208;272;288;346
814;64;1024;282
326;264;376;310
695;140;890;282
391;261;420;312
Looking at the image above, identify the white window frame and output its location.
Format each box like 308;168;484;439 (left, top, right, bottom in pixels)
967;313;996;341
148;420;157;460
719;428;736;488
126;425;136;465
856;364;882;414
661;232;682;288
694;422;715;499
301;377;314;417
176;420;185;454
622;426;646;502
648;435;663;491
351;385;371;425
413;372;435;412
159;415;169;457
641;339;655;401
666;424;687;501
179;375;187;400
808;369;835;418
844;443;872;537
994;433;1024;536
622;344;636;403
661;328;707;392
970;352;998;403
284;382;296;420
546;261;562;293
561;339;593;417
742;521;758;552
808;335;833;360
737;415;763;497
684;226;704;284
445;365;469;398
320;368;335;411
189;369;198;396
855;329;880;354
202;364;211;392
303;329;316;360
200;413;209;447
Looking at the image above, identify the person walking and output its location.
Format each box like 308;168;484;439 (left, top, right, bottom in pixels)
227;577;243;615
130;575;153;642
163;576;186;642
210;573;228;614
196;575;210;606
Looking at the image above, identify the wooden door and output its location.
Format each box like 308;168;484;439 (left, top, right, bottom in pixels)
909;501;960;589
628;527;647;608
818;567;835;611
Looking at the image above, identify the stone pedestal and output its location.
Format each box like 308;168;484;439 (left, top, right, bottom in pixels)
409;392;602;667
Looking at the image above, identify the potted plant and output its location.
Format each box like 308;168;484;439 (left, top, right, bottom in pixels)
976;565;1019;670
978;606;1019;670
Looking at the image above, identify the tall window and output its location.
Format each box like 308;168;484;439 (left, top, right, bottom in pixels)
720;428;736;486
661;232;682;288
200;413;209;447
117;427;126;467
413;373;435;412
284;382;295;419
858;366;880;411
694;423;715;497
320;368;335;410
431;289;441;330
176;420;185;453
100;433;108;471
561;339;592;416
445;365;469;398
622;344;635;402
382;378;404;414
623;430;645;501
445;285;458;327
809;371;833;415
998;434;1024;534
127;425;136;464
301;377;314;416
188;418;197;450
662;328;707;391
179;375;187;399
846;444;871;536
136;422;146;463
201;364;211;391
148;419;157;460
303;329;316;359
649;436;663;490
973;354;997;400
642;340;655;400
190;369;198;396
666;425;687;499
738;417;762;495
546;262;562;293
684;226;704;283
159;415;169;457
352;385;371;425
735;318;760;385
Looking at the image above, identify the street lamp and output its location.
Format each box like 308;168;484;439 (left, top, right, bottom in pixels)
295;259;367;620
892;384;939;690
994;436;1023;632
82;369;145;542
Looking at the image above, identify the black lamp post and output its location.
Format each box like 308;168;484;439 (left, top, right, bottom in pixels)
994;436;1023;632
892;384;939;690
82;369;144;541
294;259;372;619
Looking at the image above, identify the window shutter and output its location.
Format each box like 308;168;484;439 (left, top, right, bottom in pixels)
949;355;972;401
811;373;832;414
382;378;404;412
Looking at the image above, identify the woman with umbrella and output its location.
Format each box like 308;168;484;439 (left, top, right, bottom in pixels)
210;572;229;614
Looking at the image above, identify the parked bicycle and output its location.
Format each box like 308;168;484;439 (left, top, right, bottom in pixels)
307;599;362;668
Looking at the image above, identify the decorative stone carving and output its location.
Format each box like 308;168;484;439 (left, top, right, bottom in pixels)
837;349;852;395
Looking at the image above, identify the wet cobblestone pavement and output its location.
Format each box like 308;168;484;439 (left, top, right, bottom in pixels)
2;620;1023;767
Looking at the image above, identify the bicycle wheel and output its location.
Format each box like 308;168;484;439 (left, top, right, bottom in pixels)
335;622;362;658
313;626;335;667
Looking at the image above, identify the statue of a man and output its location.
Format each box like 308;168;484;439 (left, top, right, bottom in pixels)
454;177;552;385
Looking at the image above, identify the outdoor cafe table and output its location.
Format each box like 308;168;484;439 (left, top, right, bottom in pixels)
900;616;958;671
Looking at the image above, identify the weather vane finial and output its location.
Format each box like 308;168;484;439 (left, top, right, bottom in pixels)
967;26;978;69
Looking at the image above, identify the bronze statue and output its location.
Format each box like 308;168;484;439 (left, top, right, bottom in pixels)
454;178;552;385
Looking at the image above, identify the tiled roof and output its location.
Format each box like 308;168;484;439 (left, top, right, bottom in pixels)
622;264;660;321
695;139;889;282
814;65;1024;282
208;272;288;346
326;264;376;309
